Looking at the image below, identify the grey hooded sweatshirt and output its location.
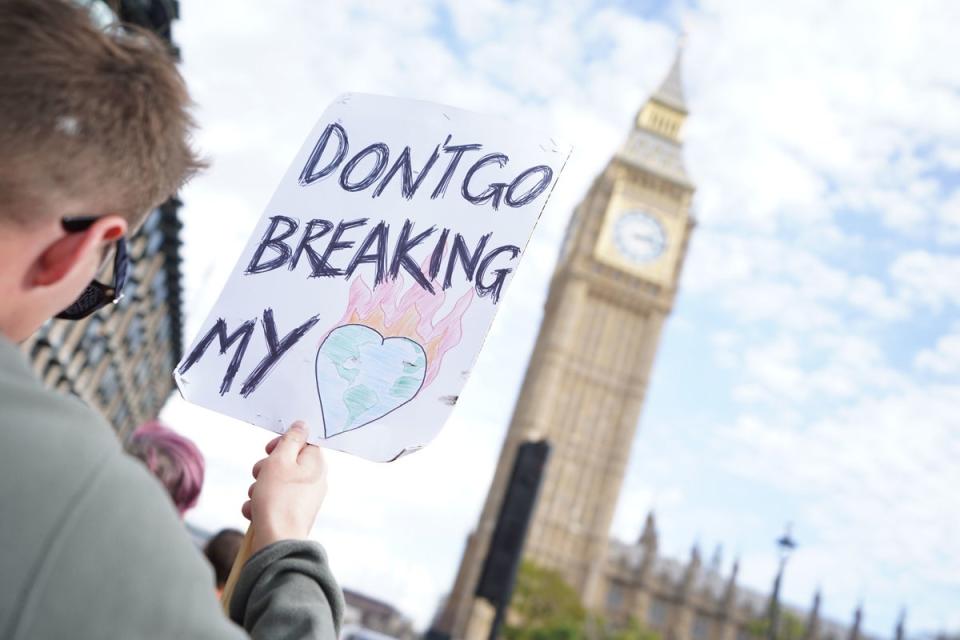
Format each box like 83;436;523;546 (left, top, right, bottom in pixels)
0;337;343;639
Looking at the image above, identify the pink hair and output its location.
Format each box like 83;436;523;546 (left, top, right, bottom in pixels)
127;420;205;516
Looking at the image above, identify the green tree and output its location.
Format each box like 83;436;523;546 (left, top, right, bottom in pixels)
606;617;661;640
504;562;661;640
504;561;586;640
746;612;806;640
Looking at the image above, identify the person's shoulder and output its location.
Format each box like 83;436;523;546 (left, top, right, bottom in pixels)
0;343;245;638
0;339;144;637
0;334;122;600
7;430;247;638
0;336;118;467
25;424;248;638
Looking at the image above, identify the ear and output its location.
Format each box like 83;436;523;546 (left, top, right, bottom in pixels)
32;215;128;288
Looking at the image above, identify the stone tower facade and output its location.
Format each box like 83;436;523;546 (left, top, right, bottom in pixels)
436;50;696;638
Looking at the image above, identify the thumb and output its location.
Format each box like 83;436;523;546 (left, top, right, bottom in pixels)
272;421;308;464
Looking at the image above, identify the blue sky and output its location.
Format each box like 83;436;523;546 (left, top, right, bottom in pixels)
163;0;960;634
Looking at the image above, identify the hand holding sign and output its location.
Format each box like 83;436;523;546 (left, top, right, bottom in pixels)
218;421;327;610
176;94;571;462
243;422;326;554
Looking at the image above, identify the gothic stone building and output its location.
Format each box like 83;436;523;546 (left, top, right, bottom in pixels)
604;513;880;640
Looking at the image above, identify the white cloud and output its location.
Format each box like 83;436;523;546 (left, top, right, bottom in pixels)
685;0;960;237
890;251;960;312
716;384;960;627
915;325;960;376
728;330;906;417
938;189;960;246
684;231;907;330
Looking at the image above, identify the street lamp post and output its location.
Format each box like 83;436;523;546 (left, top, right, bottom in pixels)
767;524;798;640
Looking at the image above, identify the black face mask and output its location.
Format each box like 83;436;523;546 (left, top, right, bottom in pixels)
55;216;130;321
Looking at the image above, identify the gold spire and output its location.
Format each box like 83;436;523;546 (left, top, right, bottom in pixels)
635;43;688;142
651;45;687;114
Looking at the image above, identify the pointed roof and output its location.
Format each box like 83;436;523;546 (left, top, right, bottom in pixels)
848;604;863;640
729;557;740;581
722;557;739;603
651;45;687;114
710;544;723;572
687;543;702;570
894;607;907;640
639;511;658;548
803;590;822;640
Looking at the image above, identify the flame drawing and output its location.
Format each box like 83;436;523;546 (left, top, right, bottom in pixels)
315;272;473;438
332;274;473;387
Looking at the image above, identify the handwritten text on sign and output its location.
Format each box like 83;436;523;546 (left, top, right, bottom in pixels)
175;94;570;461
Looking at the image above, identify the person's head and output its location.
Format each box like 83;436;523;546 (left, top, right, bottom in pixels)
126;420;205;516
0;0;202;341
204;528;244;594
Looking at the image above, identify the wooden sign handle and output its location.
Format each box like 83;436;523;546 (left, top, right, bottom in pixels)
220;525;256;614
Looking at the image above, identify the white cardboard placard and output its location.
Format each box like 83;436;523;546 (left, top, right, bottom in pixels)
175;93;570;462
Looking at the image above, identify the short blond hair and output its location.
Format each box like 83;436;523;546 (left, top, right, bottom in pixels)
0;0;204;226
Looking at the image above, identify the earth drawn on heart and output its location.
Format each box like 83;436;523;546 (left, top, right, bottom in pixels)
315;324;427;438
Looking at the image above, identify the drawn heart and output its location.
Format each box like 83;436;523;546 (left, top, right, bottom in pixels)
315;324;427;438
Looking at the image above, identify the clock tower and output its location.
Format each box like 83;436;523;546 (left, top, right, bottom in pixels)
436;49;695;637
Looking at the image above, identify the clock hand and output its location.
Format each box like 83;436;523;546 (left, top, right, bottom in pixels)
631;232;656;245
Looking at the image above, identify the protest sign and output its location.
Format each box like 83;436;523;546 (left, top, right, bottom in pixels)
175;93;571;462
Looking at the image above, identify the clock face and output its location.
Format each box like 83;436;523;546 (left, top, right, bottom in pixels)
612;210;667;264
